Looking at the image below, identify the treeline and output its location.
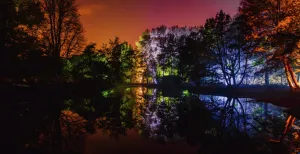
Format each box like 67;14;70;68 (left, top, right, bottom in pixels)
62;38;139;84
1;0;84;82
136;0;300;91
0;0;151;85
1;0;300;91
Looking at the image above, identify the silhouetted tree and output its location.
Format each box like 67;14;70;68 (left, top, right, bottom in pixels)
0;0;44;79
41;0;85;75
178;30;215;82
203;10;250;86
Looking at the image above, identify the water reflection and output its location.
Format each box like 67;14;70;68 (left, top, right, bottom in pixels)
6;87;300;153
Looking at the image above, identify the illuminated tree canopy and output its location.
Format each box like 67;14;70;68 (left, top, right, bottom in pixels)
239;0;300;90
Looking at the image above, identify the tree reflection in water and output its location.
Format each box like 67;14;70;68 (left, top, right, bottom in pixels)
9;87;300;154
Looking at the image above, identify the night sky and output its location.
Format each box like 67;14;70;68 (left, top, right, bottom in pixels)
76;0;241;47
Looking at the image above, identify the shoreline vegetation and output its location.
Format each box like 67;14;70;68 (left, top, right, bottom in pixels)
3;80;300;108
1;0;299;94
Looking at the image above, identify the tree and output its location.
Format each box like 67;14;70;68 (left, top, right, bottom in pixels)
0;0;19;77
135;30;151;83
0;0;44;79
239;0;300;90
178;31;213;82
41;0;85;75
137;25;199;83
63;43;111;82
157;33;180;76
202;10;250;86
154;25;168;78
100;37;136;83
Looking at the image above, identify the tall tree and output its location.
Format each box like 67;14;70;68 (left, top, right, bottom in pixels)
137;25;195;83
100;37;136;83
41;0;85;75
157;33;179;76
0;0;44;78
135;30;151;83
0;0;19;77
239;0;300;90
203;10;250;86
178;30;213;82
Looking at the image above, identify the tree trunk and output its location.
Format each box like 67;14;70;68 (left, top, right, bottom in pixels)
283;57;296;91
286;61;300;88
265;71;269;86
233;75;236;86
52;50;62;76
281;71;283;85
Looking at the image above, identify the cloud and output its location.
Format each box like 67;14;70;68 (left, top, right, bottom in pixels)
78;4;107;16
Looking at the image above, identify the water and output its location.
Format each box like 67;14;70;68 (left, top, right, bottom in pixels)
2;87;300;154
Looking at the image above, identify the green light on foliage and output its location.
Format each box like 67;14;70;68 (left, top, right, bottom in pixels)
158;95;174;105
102;89;114;98
157;65;179;77
147;89;153;95
183;90;190;96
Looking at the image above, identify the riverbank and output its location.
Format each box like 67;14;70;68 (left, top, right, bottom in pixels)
2;82;300;108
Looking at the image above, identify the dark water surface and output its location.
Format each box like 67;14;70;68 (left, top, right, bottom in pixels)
2;87;300;154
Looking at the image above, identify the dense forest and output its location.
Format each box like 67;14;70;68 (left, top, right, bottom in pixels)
1;0;299;91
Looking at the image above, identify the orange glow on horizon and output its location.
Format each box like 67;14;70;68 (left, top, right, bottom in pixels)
76;0;240;47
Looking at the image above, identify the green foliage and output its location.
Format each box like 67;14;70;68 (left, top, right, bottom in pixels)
138;25;222;84
100;37;137;83
62;59;73;81
157;33;181;77
182;90;190;97
102;89;115;98
120;91;136;111
62;43;115;82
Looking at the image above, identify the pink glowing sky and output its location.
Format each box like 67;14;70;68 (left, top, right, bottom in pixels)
76;0;241;47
